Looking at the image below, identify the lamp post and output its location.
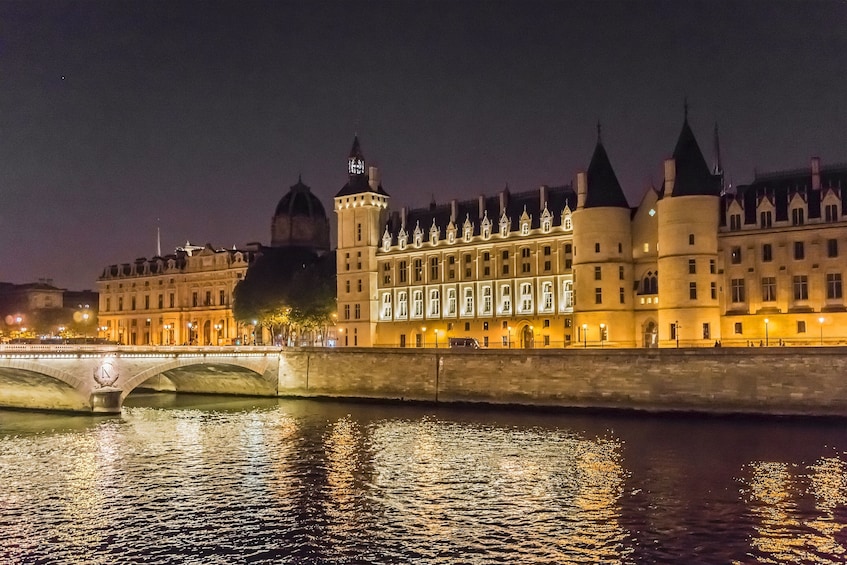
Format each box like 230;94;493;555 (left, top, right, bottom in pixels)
507;325;512;349
187;322;195;345
764;318;769;347
582;323;588;349
434;329;439;348
421;326;426;348
675;320;679;348
214;323;222;345
600;323;606;348
163;324;171;345
818;317;824;346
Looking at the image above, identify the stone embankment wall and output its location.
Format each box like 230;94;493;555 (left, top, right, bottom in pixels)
278;348;847;417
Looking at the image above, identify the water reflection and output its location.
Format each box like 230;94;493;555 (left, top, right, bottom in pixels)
0;397;845;564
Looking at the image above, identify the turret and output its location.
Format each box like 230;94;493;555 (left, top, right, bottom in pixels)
656;108;722;347
334;136;390;346
571;125;636;347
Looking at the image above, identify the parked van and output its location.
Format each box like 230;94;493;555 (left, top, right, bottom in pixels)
448;337;480;349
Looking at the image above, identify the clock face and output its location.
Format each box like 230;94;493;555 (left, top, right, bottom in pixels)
349;158;364;175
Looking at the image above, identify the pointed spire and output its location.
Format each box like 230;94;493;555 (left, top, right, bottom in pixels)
349;135;363;160
712;122;723;175
669;111;722;197
596;120;602;144
683;96;689;121
584;133;629;208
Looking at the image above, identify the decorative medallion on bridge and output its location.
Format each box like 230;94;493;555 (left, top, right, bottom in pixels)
94;355;120;388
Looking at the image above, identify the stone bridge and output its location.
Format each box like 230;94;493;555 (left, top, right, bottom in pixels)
0;345;285;413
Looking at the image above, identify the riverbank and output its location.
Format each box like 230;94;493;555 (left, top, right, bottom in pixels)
277;347;847;418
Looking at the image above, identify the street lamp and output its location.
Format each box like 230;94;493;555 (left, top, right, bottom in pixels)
163;324;172;345
818;317;824;346
600;323;606;348
507;325;512;349
187;322;196;345
675;320;680;348
434;328;439;348
764;318;769;347
421;326;426;348
214;323;222;345
582;323;588;349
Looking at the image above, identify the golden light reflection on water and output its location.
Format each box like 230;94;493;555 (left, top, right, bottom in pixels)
367;419;631;564
742;456;847;564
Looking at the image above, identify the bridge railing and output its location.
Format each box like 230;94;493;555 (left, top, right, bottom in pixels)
0;344;283;354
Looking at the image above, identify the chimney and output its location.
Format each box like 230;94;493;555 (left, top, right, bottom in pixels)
664;159;676;197
499;190;508;216
478;195;485;219
811;157;821;190
576;173;587;209
450;199;458;223
401;206;408;229
368;166;380;191
539;185;548;210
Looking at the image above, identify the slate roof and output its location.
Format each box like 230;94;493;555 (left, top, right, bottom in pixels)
724;162;847;226
382;184;576;241
584;140;629;208
275;176;327;219
668;118;722;197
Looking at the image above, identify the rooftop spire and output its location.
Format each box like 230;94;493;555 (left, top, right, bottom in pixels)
584;135;628;208
596;120;602;144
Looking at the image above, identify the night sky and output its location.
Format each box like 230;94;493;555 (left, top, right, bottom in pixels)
1;0;844;291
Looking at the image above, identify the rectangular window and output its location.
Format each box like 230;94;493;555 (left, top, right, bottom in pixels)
794;241;805;260
219;290;225;305
131;296;137;310
564;244;572;254
793;275;809;300
398;292;407;318
594;287;602;304
619;287;625;304
797;320;806;333
734;322;743;334
502;264;509;275
595;242;600;253
464;253;471;263
430;257;439;280
544;261;551;271
827;273;843;299
702;323;710;340
344;304;350;320
464;288;474;314
345;280;351;293
792;208;805;226
670;322;677;340
619;266;625;280
730;214;741;231
414;259;423;282
483;252;490;261
762;244;773;262
482;286;492;314
710;282;717;299
710;259;716;274
205;291;212;306
520;282;533;312
825;204;839;222
761;277;776;302
447;289;456;315
760;211;772;228
105;298;111;312
521;263;530;273
484;266;491;276
169;294;175;308
731;278;745;303
689;234;695;245
688;259;696;274
543;246;551;256
357;223;362;241
594;266;601;280
429;289;440;316
731;247;742;264
354;304;361;319
502;250;509;260
565;259;572;270
357;279;363;292
399;261;408;283
144;295;150;309
689;282;697;300
521;248;530;258
827;239;838;258
413;291;423;317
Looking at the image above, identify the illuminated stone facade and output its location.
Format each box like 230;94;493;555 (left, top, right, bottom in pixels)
97;243;257;345
336;125;846;348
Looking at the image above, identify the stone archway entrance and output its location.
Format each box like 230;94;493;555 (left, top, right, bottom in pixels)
643;320;658;348
521;325;534;349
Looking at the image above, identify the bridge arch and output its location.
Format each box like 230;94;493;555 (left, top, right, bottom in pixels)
0;362;93;411
120;355;278;400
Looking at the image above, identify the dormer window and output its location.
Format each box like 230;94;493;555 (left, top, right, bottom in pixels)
447;231;455;244
480;210;492;240
382;230;392;252
563;213;572;231
521;223;530;235
499;213;510;237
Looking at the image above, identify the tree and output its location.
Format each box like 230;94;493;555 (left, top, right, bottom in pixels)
233;247;336;346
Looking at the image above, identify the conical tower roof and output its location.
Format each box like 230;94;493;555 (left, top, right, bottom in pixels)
584;135;629;208
669;117;722;197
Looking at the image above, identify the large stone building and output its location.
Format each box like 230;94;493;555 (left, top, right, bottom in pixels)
335;121;846;348
97;177;330;345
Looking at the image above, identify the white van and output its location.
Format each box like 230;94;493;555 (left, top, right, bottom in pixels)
448;337;480;349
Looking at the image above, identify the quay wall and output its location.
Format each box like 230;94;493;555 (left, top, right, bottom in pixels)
278;347;847;417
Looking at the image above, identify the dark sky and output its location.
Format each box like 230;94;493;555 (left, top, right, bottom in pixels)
1;0;845;290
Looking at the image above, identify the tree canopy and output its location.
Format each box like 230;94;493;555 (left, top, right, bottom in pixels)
233;247;336;345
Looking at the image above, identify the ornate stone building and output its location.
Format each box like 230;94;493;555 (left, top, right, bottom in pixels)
97;175;331;345
335;122;846;348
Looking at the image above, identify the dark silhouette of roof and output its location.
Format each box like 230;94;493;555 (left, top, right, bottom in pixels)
335;136;389;198
724;162;847;226
584;140;629;208
274;176;327;219
669;117;722;197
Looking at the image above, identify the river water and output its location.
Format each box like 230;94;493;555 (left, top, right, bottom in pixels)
0;394;845;564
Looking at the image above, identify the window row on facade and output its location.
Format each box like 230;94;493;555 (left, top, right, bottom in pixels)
101;287;234;312
726;201;841;231
727;273;844;305
727;238;840;265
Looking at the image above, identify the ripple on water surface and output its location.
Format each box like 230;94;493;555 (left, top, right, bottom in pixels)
0;400;845;564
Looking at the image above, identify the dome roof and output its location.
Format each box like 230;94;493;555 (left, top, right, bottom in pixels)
274;177;327;219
